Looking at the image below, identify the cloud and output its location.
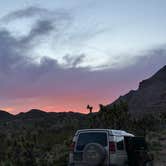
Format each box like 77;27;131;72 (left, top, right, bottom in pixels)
0;26;166;101
0;29;28;75
0;6;72;55
20;19;55;44
1;6;72;23
62;54;86;67
0;6;111;69
1;6;49;22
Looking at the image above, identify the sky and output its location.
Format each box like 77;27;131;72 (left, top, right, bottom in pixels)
0;0;166;114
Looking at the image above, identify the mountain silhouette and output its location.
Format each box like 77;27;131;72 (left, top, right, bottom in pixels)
0;110;14;121
108;65;166;115
16;109;48;119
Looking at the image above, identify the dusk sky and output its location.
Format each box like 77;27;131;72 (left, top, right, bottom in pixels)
0;0;166;114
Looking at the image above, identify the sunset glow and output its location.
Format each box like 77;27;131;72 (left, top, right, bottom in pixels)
0;0;166;114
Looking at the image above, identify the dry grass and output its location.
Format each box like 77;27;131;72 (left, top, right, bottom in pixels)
147;129;166;166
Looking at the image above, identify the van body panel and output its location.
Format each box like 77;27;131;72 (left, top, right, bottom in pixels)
69;129;134;166
74;130;109;165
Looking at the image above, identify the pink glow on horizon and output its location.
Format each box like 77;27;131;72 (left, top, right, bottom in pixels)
1;80;139;115
3;95;115;115
1;67;150;115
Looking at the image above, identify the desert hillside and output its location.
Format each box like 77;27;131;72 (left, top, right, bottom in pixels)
108;65;166;115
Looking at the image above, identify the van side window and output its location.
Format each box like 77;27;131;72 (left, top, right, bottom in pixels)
116;136;124;150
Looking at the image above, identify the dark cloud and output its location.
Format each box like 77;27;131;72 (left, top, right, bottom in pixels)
63;54;86;67
1;6;49;22
1;6;71;26
0;29;28;75
21;19;55;44
0;7;72;54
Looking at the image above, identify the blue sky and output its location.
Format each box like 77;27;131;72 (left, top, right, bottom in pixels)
0;0;166;113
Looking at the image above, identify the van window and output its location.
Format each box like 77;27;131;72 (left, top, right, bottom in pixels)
116;136;124;150
76;132;107;151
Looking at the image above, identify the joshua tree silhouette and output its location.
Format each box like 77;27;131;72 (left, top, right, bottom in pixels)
87;104;93;114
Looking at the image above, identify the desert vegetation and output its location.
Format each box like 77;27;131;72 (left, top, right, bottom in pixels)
0;102;165;165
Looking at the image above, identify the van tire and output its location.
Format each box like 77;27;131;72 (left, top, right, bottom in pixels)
83;143;106;166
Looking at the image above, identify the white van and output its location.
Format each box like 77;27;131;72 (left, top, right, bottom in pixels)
68;129;134;166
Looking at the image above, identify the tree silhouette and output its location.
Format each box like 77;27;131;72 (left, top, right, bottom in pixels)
99;104;106;112
87;105;93;114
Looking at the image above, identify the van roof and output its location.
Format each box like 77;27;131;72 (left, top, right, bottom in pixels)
75;129;134;137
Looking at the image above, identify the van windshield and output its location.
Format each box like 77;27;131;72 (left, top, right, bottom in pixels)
76;132;107;151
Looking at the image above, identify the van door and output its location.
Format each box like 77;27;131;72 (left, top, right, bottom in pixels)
115;136;128;166
74;131;109;165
